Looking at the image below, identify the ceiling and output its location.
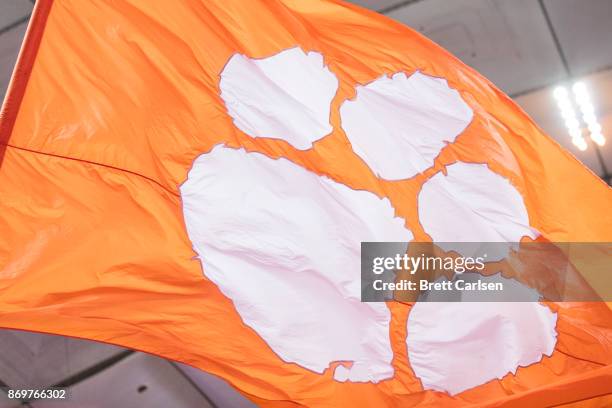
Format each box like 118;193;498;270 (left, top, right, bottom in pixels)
0;0;611;407
0;329;256;408
361;0;612;96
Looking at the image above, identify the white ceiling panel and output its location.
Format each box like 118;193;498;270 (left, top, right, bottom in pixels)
0;330;123;389
0;330;255;408
543;0;612;77
385;0;566;95
0;0;32;28
177;363;256;408
27;354;215;408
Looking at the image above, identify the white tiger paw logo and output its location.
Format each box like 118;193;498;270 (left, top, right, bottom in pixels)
180;47;557;392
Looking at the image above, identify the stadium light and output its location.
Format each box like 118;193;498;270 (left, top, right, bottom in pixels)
554;82;606;150
554;85;588;151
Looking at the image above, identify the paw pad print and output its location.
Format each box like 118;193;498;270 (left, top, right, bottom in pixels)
340;71;473;180
407;300;557;395
180;47;557;391
220;47;338;150
418;162;538;261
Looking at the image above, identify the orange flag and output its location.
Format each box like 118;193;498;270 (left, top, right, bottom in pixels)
1;0;611;406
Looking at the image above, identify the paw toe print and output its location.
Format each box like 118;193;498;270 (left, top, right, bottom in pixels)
220;47;338;150
418;162;538;261
340;72;473;180
407;300;557;395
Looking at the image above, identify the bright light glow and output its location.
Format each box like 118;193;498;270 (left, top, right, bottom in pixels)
572;137;588;151
569;128;582;139
572;82;586;95
564;118;580;130
575;93;590;107
579;102;594;115
553;86;568;100
582;112;597;125
554;81;606;151
573;83;591;108
557;98;573;111
561;107;576;120
588;122;602;134
590;131;606;147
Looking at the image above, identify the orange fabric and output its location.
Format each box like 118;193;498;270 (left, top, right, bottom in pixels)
0;0;611;406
